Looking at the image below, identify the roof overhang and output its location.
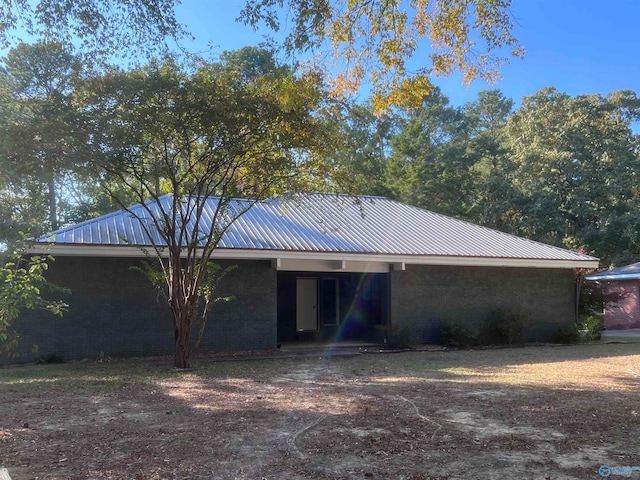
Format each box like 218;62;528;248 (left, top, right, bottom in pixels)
586;273;640;282
30;243;600;272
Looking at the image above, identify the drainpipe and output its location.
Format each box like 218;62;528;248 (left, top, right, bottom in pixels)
575;274;583;325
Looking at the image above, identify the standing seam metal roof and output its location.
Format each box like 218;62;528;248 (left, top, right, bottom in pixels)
40;193;597;262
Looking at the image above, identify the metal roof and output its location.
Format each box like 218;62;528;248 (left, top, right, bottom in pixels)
586;262;640;281
39;194;598;265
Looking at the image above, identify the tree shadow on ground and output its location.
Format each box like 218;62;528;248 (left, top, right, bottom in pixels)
1;343;639;479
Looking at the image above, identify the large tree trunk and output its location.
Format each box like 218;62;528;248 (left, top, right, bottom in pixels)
172;308;193;369
174;329;191;369
170;290;196;369
47;178;58;231
167;257;194;369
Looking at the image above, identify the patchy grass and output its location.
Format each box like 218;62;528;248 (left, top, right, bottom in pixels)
1;343;639;479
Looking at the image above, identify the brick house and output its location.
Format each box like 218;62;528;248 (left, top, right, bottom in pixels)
9;194;598;361
586;263;640;330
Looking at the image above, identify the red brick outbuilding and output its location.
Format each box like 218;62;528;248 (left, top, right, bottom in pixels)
587;263;640;330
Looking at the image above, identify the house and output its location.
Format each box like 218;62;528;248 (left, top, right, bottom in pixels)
9;194;598;362
586;263;640;330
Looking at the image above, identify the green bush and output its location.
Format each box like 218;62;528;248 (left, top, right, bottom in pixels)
438;318;479;348
479;308;526;345
1;239;69;356
580;314;604;341
552;324;581;344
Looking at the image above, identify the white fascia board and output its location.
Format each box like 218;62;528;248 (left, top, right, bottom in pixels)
34;243;600;270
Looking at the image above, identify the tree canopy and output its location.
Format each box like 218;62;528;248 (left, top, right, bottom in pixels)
0;1;524;112
0;41;89;246
240;0;525;111
0;0;185;61
506;88;640;265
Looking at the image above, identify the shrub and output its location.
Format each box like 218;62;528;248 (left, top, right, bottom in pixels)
1;238;69;356
479;308;526;345
34;353;65;364
552;324;581;344
580;314;604;341
438;318;478;348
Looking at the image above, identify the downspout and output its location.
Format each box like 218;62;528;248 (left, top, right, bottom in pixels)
575;273;583;325
386;267;393;329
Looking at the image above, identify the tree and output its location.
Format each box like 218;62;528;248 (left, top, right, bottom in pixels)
0;236;68;356
0;168;50;251
0;41;88;241
505;88;640;265
82;52;325;368
0;0;185;62
385;87;473;217
464;89;513;171
463;89;519;231
240;0;525;112
1;1;523;110
316;99;396;196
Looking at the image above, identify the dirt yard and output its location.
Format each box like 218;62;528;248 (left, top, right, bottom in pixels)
1;342;639;480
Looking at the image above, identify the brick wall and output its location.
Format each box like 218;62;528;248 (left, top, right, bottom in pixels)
4;256;277;363
603;281;640;329
389;265;576;344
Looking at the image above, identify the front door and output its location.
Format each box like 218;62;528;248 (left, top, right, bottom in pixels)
296;278;318;331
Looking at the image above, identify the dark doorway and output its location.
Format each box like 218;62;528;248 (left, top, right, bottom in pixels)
277;271;389;343
321;278;339;326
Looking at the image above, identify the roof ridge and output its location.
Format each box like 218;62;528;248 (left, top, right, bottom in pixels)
265;192;390;202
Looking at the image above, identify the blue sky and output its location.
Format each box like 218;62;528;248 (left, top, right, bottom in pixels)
175;0;640;109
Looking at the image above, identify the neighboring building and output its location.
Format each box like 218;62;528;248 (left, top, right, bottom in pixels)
586;263;640;330
8;194;598;362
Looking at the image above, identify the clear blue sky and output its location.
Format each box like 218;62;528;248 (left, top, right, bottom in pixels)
175;0;640;108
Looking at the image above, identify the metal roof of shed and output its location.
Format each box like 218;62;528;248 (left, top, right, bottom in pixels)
586;262;640;281
38;194;598;268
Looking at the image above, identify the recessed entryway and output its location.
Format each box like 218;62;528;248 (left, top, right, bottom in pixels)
278;272;389;343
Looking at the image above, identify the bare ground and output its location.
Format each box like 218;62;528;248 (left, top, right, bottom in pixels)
1;342;639;480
